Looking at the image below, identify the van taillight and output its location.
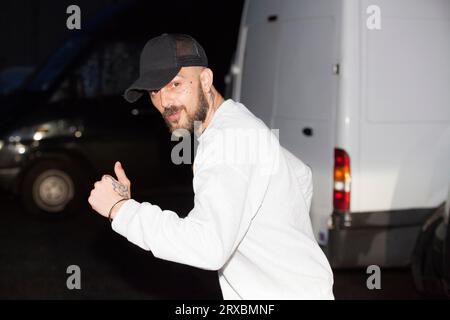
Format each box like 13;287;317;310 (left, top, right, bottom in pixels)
334;148;351;212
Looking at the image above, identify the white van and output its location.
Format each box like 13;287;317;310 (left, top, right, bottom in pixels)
230;0;450;267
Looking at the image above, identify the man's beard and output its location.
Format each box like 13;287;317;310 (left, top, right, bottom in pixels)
163;86;209;137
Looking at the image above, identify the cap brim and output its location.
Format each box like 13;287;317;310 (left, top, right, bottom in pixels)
123;66;181;103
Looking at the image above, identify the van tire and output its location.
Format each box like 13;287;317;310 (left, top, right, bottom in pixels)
20;157;89;219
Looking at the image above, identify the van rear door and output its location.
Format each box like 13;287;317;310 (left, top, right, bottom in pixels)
235;0;339;244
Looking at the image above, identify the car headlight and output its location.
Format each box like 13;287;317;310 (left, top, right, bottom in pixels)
7;120;84;143
0;140;4;151
8;124;51;142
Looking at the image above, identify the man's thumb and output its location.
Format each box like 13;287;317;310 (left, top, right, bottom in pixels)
114;161;129;184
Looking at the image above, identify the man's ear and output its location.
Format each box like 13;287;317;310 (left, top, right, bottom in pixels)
199;68;213;93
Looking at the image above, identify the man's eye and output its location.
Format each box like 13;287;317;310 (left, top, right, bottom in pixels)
172;82;180;88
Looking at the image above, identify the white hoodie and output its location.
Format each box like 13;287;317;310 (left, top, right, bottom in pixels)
112;99;334;299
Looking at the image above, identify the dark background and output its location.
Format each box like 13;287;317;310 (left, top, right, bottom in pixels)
0;0;245;94
1;1;114;71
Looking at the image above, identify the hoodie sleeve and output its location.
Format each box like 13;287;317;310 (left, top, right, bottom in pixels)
111;163;260;271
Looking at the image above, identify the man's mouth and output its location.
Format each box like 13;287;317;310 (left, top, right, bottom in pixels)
167;110;181;122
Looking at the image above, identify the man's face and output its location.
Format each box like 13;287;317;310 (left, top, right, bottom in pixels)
149;67;209;136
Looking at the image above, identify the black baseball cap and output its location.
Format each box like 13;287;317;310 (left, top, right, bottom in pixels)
124;33;208;103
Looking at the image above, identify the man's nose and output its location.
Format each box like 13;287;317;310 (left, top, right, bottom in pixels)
159;88;174;109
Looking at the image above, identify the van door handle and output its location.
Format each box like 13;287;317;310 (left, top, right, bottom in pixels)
302;127;313;137
267;15;278;22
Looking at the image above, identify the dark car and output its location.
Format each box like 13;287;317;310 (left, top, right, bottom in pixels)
0;0;243;217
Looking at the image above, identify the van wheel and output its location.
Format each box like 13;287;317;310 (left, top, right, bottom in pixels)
20;157;88;219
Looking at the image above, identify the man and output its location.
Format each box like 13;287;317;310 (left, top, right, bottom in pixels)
88;33;334;299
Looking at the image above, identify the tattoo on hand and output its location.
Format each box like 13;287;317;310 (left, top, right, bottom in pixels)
104;175;129;198
113;180;129;198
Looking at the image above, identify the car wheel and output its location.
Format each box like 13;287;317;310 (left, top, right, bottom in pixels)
20;157;88;218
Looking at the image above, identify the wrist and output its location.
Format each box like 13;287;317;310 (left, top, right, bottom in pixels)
109;198;128;221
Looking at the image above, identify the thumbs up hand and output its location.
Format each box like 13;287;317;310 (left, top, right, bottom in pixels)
88;161;132;219
113;161;131;198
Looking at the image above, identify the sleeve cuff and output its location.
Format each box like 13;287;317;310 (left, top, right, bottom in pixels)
111;199;141;237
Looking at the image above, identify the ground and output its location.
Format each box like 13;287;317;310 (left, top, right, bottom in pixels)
0;193;421;300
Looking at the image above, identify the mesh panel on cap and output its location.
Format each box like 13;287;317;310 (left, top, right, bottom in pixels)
173;34;208;66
